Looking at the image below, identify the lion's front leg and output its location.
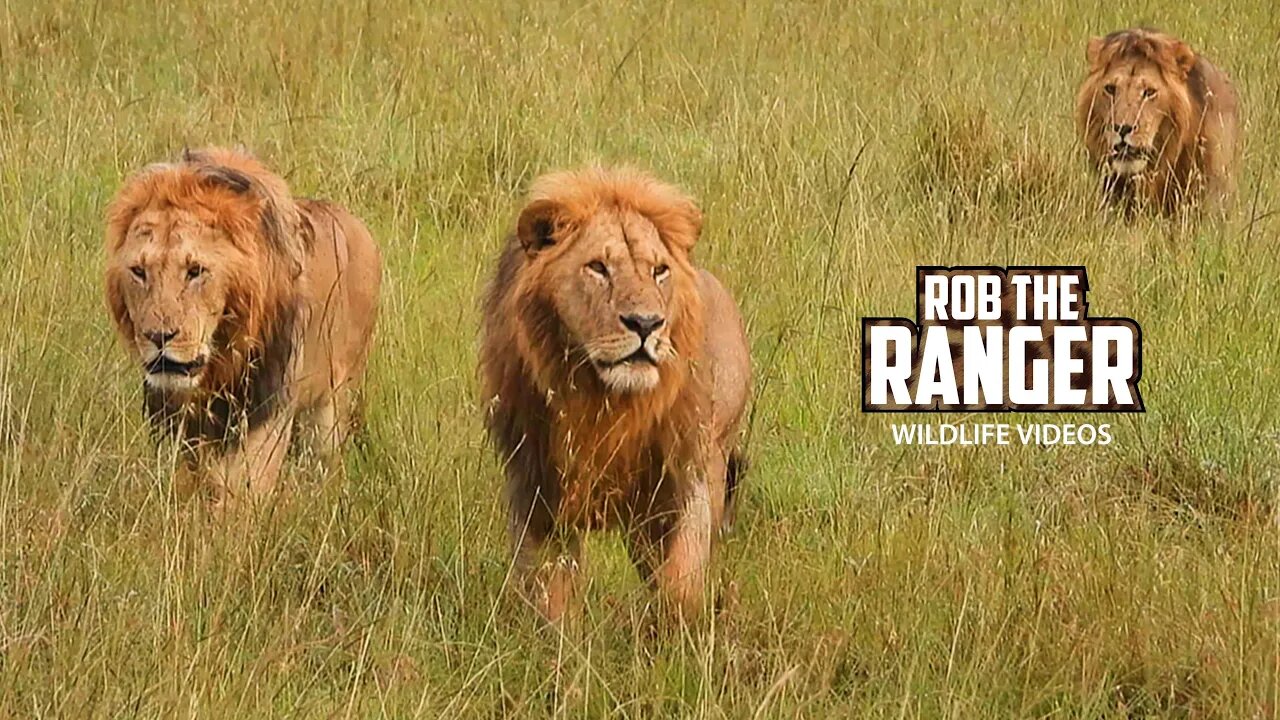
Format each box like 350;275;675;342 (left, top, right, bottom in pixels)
170;447;203;502
705;450;728;535
207;412;294;512
657;481;713;619
305;395;347;461
514;526;581;624
628;471;714;620
508;473;580;623
303;374;370;462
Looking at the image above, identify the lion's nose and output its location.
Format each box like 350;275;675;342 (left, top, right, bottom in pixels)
143;329;178;349
1115;124;1135;140
620;313;664;340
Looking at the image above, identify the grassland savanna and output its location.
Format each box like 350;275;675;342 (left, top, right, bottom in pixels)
1;1;1279;717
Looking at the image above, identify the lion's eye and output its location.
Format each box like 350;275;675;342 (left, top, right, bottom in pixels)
1103;83;1117;96
586;260;609;278
1142;87;1157;99
653;264;670;281
130;266;146;282
186;265;206;281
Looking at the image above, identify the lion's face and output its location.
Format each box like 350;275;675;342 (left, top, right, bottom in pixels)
107;207;243;393
1091;61;1174;176
542;209;682;394
504;168;704;399
1079;30;1198;181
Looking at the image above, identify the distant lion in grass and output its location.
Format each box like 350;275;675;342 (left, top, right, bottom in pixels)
1075;28;1240;215
105;147;382;509
480;167;751;621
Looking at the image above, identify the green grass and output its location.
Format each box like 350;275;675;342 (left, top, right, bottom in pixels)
2;0;1279;716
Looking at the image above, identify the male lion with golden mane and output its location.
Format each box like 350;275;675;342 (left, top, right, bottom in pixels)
480;167;751;621
105;147;381;508
1076;28;1240;215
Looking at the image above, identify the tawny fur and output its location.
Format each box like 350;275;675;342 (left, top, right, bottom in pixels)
480;167;751;621
105;147;382;509
1075;28;1240;215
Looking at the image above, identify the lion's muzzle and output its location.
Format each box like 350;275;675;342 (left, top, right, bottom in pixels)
586;318;670;394
141;348;209;391
1104;124;1155;176
1106;143;1153;176
144;355;206;376
619;313;664;341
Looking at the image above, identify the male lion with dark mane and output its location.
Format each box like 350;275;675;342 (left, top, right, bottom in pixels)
480;167;751;621
105;147;381;508
1076;28;1240;215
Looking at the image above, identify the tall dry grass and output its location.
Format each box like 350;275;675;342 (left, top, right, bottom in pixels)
1;0;1278;717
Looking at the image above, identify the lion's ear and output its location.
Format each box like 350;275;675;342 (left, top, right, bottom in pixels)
516;199;562;255
1086;36;1106;68
105;198;137;253
105;270;135;346
660;199;703;255
194;165;255;195
1171;40;1196;76
193;163;304;276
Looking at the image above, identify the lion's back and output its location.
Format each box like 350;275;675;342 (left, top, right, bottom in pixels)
296;199;382;401
1192;56;1241;190
697;269;751;446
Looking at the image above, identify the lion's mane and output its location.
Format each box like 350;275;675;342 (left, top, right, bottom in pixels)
480;168;708;526
104;148;312;444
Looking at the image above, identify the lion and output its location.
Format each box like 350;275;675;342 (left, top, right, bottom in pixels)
105;147;382;508
480;167;751;621
1075;28;1240;215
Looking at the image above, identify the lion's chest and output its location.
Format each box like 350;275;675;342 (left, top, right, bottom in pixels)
549;416;659;530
